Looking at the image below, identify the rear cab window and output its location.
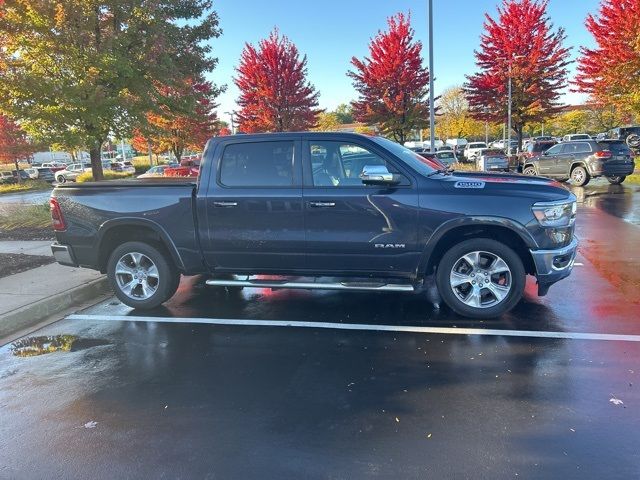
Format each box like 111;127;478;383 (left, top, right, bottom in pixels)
219;141;295;187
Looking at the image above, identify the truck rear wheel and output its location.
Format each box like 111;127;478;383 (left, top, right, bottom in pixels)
107;241;179;309
435;239;526;319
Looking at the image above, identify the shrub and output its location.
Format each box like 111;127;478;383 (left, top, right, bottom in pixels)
76;170;133;183
0;180;51;195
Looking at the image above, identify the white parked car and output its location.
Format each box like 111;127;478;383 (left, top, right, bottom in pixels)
562;133;591;142
54;163;91;183
463;142;488;160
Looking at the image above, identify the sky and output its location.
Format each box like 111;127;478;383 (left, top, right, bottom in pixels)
208;0;602;124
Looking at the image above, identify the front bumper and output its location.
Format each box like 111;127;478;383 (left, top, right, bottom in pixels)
51;243;78;267
530;237;578;296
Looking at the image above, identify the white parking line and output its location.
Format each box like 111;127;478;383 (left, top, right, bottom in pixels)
67;314;640;343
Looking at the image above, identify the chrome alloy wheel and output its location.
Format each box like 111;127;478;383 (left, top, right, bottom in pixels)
449;251;512;308
114;252;160;300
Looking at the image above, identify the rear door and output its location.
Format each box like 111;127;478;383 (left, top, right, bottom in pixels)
559;142;592;176
302;137;419;275
201;138;305;272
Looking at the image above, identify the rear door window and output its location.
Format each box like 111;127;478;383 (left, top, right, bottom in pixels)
562;142;591;154
219;141;294;187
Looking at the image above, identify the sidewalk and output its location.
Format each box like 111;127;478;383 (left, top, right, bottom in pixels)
0;241;110;342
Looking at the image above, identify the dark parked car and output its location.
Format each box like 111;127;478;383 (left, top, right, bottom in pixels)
51;132;578;319
1;170;16;184
416;150;455;168
522;139;635;186
475;148;509;172
607;125;640;152
12;170;30;181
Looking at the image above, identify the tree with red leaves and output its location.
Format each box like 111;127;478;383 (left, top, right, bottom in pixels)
136;79;221;162
464;0;571;148
349;13;430;144
0;114;34;182
234;29;320;133
575;0;640;115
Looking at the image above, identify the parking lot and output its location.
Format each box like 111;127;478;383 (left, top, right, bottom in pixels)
1;181;639;479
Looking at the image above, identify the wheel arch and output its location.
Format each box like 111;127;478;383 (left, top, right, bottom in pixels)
95;218;185;273
418;217;537;279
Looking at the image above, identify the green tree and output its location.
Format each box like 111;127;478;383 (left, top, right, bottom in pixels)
334;104;354;124
553;110;590;135
314;112;341;131
0;1;221;180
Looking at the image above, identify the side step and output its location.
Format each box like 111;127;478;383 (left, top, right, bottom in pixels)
205;278;415;292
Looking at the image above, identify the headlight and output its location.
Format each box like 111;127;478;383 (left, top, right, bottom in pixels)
532;199;576;227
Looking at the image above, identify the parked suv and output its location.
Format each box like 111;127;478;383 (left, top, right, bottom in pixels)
607;125;640;153
522;140;635;186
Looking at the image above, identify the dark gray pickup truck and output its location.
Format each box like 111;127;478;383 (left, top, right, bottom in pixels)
51;132;578;318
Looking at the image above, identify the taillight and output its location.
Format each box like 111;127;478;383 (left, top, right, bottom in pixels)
595;150;612;159
50;198;66;231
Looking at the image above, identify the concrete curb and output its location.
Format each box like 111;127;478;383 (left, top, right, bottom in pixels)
0;276;110;339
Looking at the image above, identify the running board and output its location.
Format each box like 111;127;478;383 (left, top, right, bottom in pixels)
205;279;415;292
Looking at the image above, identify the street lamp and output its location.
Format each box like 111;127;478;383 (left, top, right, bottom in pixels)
225;111;236;134
507;54;526;156
428;0;435;152
483;107;490;145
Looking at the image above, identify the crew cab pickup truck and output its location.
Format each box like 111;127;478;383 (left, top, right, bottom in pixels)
50;133;578;319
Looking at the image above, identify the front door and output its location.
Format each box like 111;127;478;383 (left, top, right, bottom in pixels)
537;143;563;176
302;138;420;276
201;138;305;272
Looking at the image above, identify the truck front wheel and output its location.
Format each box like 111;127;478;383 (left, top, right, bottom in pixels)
107;241;180;309
435;239;526;319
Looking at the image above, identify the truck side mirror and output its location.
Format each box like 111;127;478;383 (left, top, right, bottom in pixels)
360;165;400;185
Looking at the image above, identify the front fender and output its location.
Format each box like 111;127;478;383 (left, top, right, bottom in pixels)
416;216;537;277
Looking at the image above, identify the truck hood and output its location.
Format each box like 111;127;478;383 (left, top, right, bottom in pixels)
436;171;572;202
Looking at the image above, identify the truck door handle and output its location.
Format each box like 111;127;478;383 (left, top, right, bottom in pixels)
213;201;238;207
308;201;336;208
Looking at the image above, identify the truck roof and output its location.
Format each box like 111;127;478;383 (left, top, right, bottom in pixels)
209;132;375;143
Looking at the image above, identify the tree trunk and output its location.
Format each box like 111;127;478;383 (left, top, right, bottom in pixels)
147;141;153;166
89;142;104;181
14;158;21;184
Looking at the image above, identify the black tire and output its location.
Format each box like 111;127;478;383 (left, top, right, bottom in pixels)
435;238;526;319
571;165;590;186
523;166;537;176
56;175;66;184
606;175;626;185
107;241;179;309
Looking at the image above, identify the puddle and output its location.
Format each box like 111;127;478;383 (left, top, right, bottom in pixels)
11;335;110;357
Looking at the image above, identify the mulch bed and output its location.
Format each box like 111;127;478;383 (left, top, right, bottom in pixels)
0;227;55;241
0;253;55;279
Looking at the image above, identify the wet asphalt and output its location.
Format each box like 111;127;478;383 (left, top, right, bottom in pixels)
1;179;639;479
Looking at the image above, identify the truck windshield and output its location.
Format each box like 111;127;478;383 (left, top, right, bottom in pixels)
371;137;438;175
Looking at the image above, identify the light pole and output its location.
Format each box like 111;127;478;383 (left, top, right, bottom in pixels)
428;0;435;152
507;54;525;156
483;107;489;145
225;111;236;134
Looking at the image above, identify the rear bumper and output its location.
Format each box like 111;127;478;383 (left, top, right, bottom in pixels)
51;243;78;267
530;237;578;296
601;163;635;177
